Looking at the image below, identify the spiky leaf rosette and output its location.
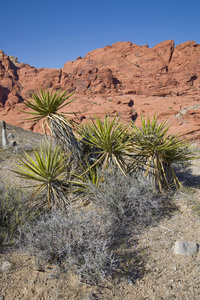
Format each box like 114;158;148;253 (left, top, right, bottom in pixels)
77;115;133;174
13;145;70;210
23;88;75;123
129;114;196;190
23;88;84;163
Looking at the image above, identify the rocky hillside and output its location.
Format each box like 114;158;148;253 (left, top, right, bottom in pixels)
0;40;200;138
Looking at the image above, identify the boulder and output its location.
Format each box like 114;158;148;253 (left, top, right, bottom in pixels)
173;241;198;256
5;93;21;107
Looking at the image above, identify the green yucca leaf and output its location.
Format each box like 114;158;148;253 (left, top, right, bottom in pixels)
13;145;70;209
78;114;133;173
129;114;196;190
67;163;100;202
23;88;75;122
21;88;84;162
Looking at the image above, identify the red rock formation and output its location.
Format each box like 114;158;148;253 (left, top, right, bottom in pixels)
0;40;200;139
0;86;4;107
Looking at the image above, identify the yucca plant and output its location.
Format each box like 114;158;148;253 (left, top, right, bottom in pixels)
129;114;196;190
23;88;83;162
77;115;133;174
13;145;70;209
67;163;100;205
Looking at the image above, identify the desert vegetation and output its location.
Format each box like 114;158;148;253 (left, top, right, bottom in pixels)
0;89;198;287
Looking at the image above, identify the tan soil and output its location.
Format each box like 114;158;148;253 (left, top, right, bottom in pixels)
0;125;200;300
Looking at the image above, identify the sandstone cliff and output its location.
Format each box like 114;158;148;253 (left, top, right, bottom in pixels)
0;40;200;139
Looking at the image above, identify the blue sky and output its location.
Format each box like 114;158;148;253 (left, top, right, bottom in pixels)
1;0;200;69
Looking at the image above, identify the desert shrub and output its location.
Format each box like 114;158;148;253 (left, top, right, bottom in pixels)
16;167;173;284
87;167;167;237
0;183;40;244
18;208;115;284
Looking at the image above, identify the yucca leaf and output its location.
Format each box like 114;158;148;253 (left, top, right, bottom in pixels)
129;114;196;190
78;114;132;173
13;145;70;209
22;88;76;128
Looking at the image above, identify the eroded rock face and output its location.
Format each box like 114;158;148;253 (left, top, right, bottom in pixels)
0;86;4;107
18;67;62;99
0;40;200;139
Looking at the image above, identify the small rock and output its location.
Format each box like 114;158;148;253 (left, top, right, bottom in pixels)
9;139;17;147
13;146;23;153
128;278;134;285
173;241;198;256
0;261;13;273
23;144;33;151
7;133;15;140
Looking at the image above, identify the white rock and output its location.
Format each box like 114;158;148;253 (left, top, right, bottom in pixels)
173;241;198;256
128;278;134;285
0;261;12;273
7;133;15;140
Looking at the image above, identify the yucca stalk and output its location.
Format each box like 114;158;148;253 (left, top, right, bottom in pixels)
130;114;196;190
78;115;132;174
48;114;83;162
13;145;70;209
23;88;84;163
